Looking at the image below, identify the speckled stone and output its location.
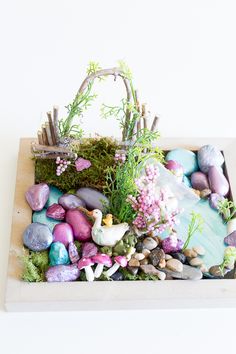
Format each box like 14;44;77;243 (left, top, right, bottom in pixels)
68;242;80;263
32;208;60;232
166;148;198;176
149;248;165;266
23;222;53;251
46;203;65;220
45;264;80;282
45;186;63;208
49;241;70;266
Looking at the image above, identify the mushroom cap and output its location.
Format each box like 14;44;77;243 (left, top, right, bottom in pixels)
78;257;94;269
114;255;127;267
92;253;112;267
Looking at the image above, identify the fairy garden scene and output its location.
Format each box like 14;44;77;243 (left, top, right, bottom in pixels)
21;62;236;283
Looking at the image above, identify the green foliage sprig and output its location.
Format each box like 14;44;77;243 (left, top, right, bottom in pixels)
217;198;236;223
21;249;49;282
182;212;204;251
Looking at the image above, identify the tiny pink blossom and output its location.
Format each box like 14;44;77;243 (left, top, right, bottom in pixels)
75;158;92;172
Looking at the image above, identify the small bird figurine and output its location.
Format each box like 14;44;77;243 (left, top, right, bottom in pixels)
87;209;129;247
103;213;113;227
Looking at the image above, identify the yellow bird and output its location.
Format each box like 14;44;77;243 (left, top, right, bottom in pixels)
102;213;113;227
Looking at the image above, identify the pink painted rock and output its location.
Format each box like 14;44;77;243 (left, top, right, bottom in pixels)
66;209;92;242
45;264;80;282
46;203;66;220
191;171;209;191
68;242;80;263
25;183;49;211
161;237;183;253
82;242;98;258
53;223;74;247
224;231;236;246
208;166;229;196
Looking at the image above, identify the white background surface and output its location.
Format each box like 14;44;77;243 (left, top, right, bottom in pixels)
0;1;236;353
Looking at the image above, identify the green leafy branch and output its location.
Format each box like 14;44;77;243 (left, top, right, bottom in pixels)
182;212;204;251
217;198;236;223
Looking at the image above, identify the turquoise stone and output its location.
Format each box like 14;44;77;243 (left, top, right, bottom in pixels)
49;241;70;266
45;186;63;208
183;175;192;188
166;149;198;176
32;208;60;232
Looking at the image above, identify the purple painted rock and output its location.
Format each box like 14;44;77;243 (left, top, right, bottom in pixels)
66;209;92;242
58;193;86;210
209;193;225;210
224;231;236;246
46;203;66;220
191;171;209;191
53;223;74;247
45;264;80;282
76;187;109;212
197;145;224;173
25;183;49;211
82;242;98;258
208;166;229;196
68;242;80;263
161;237;183;253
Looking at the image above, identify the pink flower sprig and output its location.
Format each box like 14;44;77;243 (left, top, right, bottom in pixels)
127;164;180;234
114;150;126;164
56;156;71;176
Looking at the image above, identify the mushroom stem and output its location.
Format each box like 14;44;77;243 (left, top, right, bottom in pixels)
94;264;104;278
106;263;120;277
84;266;94;282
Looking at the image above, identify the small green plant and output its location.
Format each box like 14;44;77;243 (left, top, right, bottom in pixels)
219;246;236;275
182;212;204;251
217;198;236;223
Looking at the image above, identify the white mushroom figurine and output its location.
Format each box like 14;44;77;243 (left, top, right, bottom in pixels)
87;209;129;247
105;256;128;277
92;253;112;278
78;257;94;282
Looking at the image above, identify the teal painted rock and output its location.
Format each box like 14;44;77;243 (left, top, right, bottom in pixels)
183;175;192;188
166;149;198;176
32;208;60;232
49;241;70;266
45;186;63;208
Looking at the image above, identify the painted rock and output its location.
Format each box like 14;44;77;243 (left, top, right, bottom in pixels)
183;175;192;188
227;218;236;235
53;223;74;247
161;236;183;253
165;160;184;182
45;264;80;282
68;242;80;263
165;149;198;176
224;231;236;246
23;222;53;251
66;209;92;242
32;209;60;232
59;193;86;210
82;242;98;258
191;171;209;191
76;187;109;211
197;145;224;173
49;242;70;266
209;193;225;210
25;183;49;211
45;186;63;207
208;166;229;196
163;264;203;280
46;203;65;220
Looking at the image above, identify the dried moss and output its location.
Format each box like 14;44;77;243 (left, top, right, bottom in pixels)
35;137;119;192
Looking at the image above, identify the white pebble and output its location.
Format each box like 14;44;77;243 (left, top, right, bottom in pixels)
156;270;166;281
166;259;183;273
193;245;205;256
134;253;145;261
165;254;172;260
189;257;204;266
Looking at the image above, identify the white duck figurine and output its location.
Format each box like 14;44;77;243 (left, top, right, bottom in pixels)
87;209;129;247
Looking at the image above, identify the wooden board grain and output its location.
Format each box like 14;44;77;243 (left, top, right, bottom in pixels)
4;137;236;311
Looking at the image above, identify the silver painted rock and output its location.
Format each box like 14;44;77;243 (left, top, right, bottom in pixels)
66;209;92;242
23;222;53;251
76;187;109;211
224;231;236;246
45;186;63;208
46;203;65;220
191;171;209;191
45;264;80;282
25;183;49;211
32;209;60;232
162;264;203;280
197;145;224;173
208;166;229;196
59;193;86;210
53;222;74;247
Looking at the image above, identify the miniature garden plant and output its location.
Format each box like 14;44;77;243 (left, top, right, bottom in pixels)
182;212;204;251
217;198;236;223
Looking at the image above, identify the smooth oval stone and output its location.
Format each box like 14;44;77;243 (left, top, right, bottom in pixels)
32;209;60;232
149;248;165;266
227;218;236;235
53;223;74;247
171;252;186;263
68;242;80;263
59;193;86;210
66;210;92;242
25;183;49;211
45;264;80;282
166;258;183;272
76;187;109;211
183;175;192;188
224;231;236;246
46;203;65;220
45;186;63;208
163;264;203;280
208;166;229;196
209;193;224;209
23;222;53;251
49;242;70;266
197;145;224;173
143;237;158;250
166;149;198;176
191;171;209;191
82;242;98;258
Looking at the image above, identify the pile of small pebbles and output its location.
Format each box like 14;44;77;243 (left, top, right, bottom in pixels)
183;246;208;273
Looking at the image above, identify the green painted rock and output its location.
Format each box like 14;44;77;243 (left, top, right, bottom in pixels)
45;186;63;208
32;208;60;232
